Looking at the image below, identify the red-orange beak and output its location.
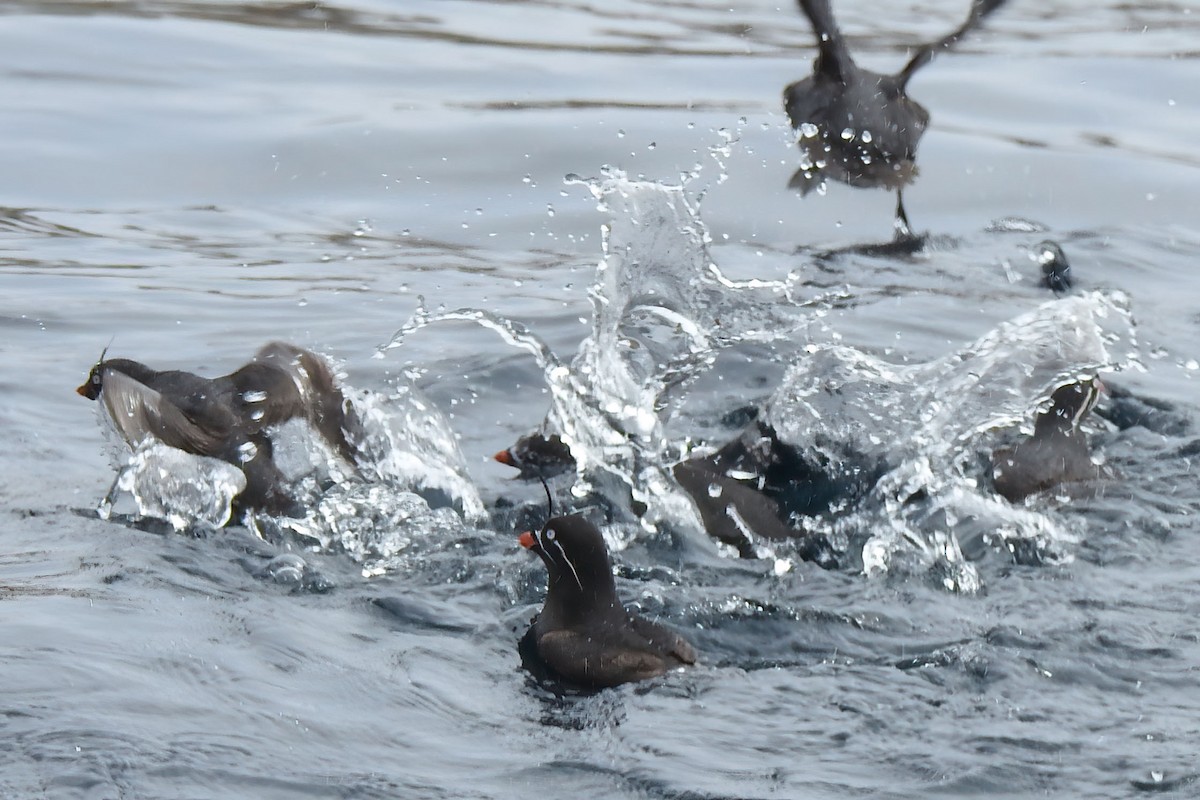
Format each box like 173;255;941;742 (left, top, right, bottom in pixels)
494;449;515;466
76;383;90;398
518;531;536;549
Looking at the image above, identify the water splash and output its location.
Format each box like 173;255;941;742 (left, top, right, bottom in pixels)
92;367;484;541
380;170;833;543
766;291;1138;587
99;442;246;531
345;386;485;522
285;484;468;578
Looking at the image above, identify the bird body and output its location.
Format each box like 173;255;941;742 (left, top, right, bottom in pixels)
993;379;1103;502
520;514;695;688
78;342;359;517
784;0;1007;229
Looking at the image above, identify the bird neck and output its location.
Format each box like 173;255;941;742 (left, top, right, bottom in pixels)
544;566;621;625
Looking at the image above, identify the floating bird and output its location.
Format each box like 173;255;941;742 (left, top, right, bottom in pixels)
77;341;360;517
992;378;1103;502
519;513;696;688
784;0;1007;236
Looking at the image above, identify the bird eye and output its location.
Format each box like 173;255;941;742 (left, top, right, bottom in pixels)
545;529;556;541
92;374;101;384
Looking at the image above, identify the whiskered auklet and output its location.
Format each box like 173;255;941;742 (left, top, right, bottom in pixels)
784;0;1007;233
672;420;864;565
77;341;360;516
992;378;1103;502
493;432;576;481
519;514;696;688
1035;241;1073;294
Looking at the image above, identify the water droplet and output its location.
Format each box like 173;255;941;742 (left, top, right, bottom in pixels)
617;129;626;138
799;122;819;139
861;130;873;143
840;127;855;141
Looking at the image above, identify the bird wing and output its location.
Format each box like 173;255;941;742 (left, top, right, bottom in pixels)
536;628;683;688
896;0;1008;88
241;342;361;468
625;614;698;666
100;369;231;456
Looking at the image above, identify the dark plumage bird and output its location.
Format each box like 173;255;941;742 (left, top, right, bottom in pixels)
673;420;864;565
784;0;1007;234
77;341;360;517
992;379;1103;502
519;514;696;689
1035;241;1073;294
494;432;576;481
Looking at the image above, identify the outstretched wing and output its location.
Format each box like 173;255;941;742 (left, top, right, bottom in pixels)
100;369;231;456
896;0;1008;88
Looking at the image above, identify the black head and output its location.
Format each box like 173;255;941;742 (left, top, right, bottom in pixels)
77;356;160;402
76;341;119;400
494;432;577;481
519;513;616;603
1036;378;1102;435
76;347;109;400
77;364;103;400
1036;241;1072;294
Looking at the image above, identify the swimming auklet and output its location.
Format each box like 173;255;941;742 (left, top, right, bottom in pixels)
672;422;853;565
77;341;360;517
493;432;576;481
519;514;696;688
784;0;1007;234
1035;241;1072;294
992;378;1103;502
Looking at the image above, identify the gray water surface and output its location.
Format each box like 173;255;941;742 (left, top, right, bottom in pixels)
3;1;1200;798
